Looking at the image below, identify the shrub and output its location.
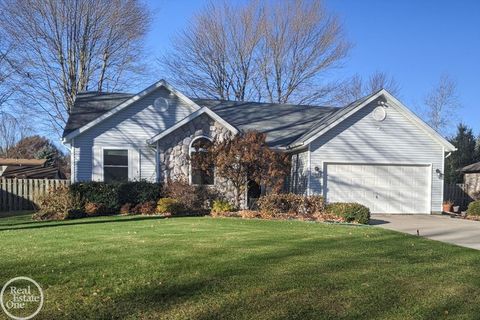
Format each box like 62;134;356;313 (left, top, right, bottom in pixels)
326;202;370;224
84;202;109;216
164;179;218;211
211;199;235;214
257;193;325;216
65;209;85;219
163;179;197;208
133;201;157;215
117;181;162;205
301;196;325;214
70;182;120;212
33;185;81;221
157;198;184;215
467;200;480;216
120;203;133;215
70;181;162;213
32;211;65;221
239;210;261;219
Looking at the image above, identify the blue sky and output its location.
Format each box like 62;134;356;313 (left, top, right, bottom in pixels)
145;0;480;134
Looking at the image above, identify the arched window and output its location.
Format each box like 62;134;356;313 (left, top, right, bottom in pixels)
190;137;214;185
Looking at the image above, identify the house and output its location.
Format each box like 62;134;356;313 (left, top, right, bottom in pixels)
0;158;64;179
460;161;480;200
62;80;456;214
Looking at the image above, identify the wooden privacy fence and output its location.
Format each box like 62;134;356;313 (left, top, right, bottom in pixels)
444;183;472;209
0;178;70;212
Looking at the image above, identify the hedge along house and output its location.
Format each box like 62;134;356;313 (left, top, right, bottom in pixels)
62;80;456;213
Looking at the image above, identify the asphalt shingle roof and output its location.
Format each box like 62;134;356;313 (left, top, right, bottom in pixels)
193;99;337;147
63;91;378;148
460;161;480;173
63;92;133;137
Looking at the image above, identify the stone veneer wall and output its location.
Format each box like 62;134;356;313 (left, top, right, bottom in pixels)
157;113;245;207
465;173;480;200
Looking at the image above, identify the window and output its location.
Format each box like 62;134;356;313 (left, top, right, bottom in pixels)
190;137;214;185
104;149;128;183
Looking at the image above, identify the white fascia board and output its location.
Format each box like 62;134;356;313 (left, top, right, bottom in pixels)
63;80;201;142
147;107;239;144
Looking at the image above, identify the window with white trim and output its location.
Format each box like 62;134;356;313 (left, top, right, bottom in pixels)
104;149;128;183
190;137;214;185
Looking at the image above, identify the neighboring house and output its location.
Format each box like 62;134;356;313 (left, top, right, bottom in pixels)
460;162;480;200
0;158;64;179
62;80;456;214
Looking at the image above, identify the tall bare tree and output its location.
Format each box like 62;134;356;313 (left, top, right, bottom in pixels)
0;0;150;135
0;112;30;157
258;0;349;104
421;74;460;135
330;71;400;107
163;1;264;101
162;0;349;104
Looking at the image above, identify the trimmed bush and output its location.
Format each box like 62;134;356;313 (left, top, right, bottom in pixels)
467;200;480;216
164;179;218;211
211;200;235;214
257;193;325;216
33;185;81;221
120;203;133;215
326;202;370;224
70;181;162;213
117;182;163;206
157;198;184;215
133;201;157;215
84;202;110;216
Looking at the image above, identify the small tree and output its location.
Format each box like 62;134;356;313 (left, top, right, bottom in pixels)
196;131;289;208
445;123;477;184
5;135;70;177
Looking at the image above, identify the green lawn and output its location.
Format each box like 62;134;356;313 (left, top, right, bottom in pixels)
0;214;479;319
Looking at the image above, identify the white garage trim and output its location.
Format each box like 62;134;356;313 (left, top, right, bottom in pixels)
323;162;433;214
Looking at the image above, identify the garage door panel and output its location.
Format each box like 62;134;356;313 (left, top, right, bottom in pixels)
325;163;430;214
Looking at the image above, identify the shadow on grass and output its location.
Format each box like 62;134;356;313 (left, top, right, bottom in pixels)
369;218;390;225
48;233;480;319
0;215;172;232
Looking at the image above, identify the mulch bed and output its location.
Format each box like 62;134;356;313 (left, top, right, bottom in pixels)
211;210;347;223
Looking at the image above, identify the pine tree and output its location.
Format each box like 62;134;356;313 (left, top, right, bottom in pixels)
35;144;58;167
445;124;477;183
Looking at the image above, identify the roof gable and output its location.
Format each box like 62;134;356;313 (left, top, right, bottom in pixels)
147;107;239;144
62;80;200;141
289;89;456;152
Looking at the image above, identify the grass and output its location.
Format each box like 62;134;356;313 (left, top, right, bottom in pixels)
0;214;479;319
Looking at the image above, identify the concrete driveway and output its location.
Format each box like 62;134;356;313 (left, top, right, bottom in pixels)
371;214;480;250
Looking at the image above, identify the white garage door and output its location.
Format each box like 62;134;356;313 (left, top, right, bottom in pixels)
325;163;431;214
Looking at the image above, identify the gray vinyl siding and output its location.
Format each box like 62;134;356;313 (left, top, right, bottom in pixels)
290;150;309;195
71;87;196;182
309;100;445;213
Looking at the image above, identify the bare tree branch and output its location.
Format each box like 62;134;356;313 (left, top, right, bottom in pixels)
0;0;150;136
0;111;31;157
328;71;401;107
161;0;349;104
421;74;460;136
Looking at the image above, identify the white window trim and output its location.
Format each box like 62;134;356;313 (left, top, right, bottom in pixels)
96;146;139;182
188;136;215;186
103;148;129;183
